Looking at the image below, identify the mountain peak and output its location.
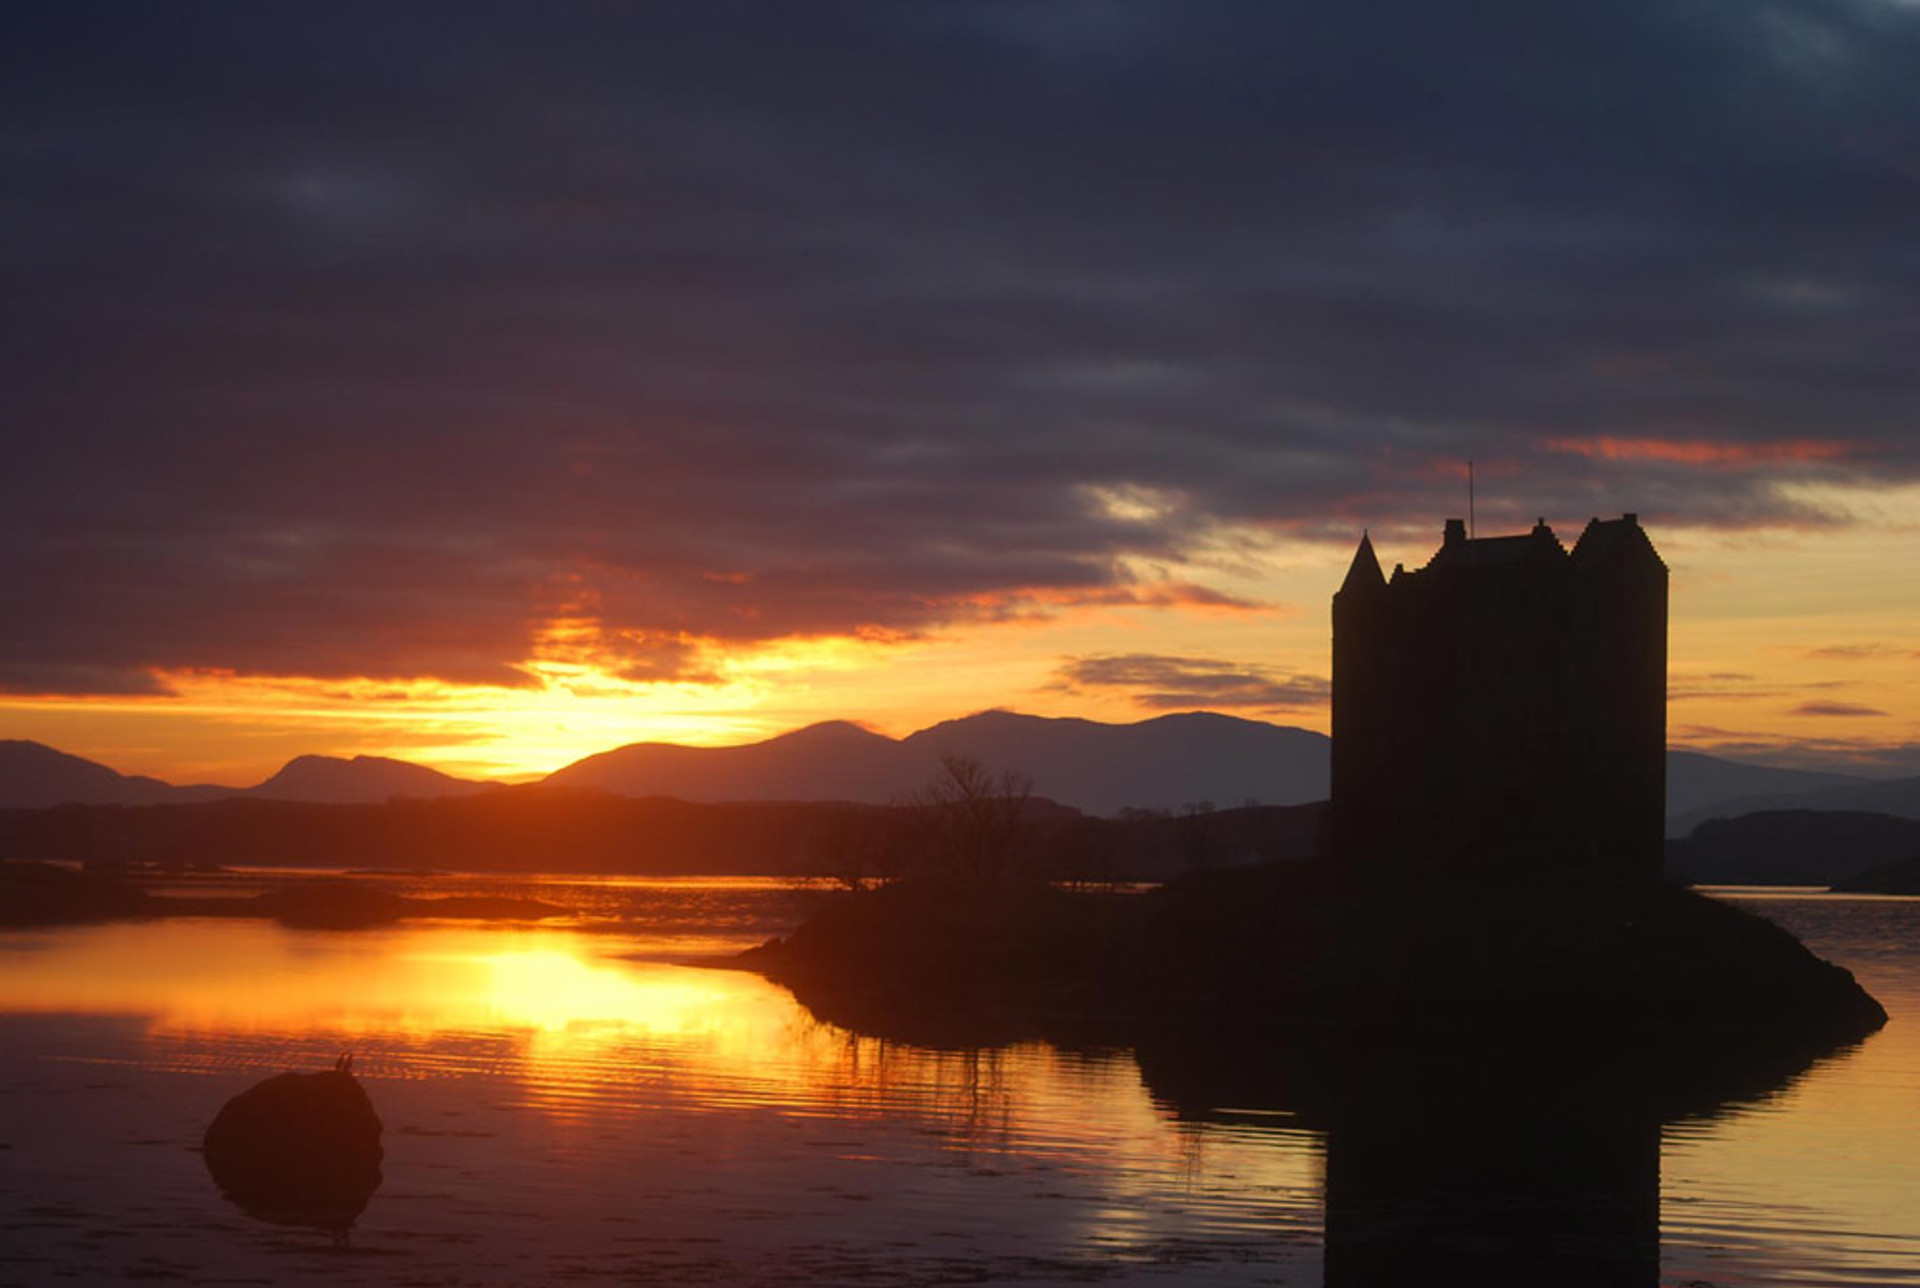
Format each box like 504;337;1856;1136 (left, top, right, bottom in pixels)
248;754;489;804
773;720;895;746
900;710;1330;813
545;709;1333;812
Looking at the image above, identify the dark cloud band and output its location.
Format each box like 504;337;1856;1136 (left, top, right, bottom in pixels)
4;2;1916;692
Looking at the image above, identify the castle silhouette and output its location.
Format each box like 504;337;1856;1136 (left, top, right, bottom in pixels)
1332;514;1667;883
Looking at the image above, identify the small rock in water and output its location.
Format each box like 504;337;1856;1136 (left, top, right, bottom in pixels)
202;1054;383;1232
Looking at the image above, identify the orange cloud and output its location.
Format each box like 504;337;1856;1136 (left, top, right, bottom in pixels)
956;580;1267;618
1798;643;1915;661
1544;437;1858;466
1053;653;1328;711
1790;701;1888;718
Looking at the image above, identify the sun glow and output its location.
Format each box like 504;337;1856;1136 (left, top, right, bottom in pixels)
0;564;1338;785
0;918;1200;1149
472;948;741;1035
0;920;781;1040
0;627;925;784
3;487;1917;783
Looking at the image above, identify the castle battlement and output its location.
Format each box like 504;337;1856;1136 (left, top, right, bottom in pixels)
1332;514;1668;884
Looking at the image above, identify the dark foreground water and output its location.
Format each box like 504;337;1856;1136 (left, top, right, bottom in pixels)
1;876;1915;1286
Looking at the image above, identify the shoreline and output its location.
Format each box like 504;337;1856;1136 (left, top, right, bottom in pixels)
0;860;571;930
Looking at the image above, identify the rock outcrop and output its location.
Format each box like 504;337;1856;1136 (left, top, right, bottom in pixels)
202;1055;384;1232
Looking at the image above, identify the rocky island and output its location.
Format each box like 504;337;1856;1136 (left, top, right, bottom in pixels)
741;517;1888;1056
738;862;1884;1045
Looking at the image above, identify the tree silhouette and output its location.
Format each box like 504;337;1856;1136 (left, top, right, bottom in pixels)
899;755;1034;881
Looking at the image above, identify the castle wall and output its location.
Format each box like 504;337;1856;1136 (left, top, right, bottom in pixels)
1332;517;1667;884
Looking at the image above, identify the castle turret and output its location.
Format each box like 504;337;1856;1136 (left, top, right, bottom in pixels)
1340;531;1386;594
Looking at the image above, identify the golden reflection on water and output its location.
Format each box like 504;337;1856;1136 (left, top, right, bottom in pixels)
0;920;756;1034
0;915;1331;1286
0;919;1163;1148
0;918;831;1075
0;915;1326;1250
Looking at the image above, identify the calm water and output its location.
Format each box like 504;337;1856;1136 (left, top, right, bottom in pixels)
0;877;1915;1286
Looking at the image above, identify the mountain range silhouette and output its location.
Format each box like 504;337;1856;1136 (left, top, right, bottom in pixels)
1;714;1910;825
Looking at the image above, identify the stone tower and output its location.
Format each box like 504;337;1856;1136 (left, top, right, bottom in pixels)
1331;514;1667;885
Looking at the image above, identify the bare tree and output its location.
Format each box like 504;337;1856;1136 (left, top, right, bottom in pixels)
899;755;1035;881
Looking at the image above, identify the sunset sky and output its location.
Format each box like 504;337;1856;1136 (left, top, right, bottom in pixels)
4;3;1917;786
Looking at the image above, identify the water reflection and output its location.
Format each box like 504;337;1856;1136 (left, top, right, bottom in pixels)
1661;893;1920;1285
0;919;1181;1144
0;901;1912;1285
1147;1007;1879;1286
0;920;788;1046
804;972;1863;1286
1137;1033;1672;1285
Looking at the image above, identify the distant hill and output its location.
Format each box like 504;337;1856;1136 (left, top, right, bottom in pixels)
551;714;1888;823
1665;810;1920;886
546;720;920;805
1833;852;1920;895
244;755;494;805
905;711;1330;815
3;721;1905;824
547;711;1332;816
1664;752;1868;836
0;741;224;809
0;741;488;809
1668;770;1920;838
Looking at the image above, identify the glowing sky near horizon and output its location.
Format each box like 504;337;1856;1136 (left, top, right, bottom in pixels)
3;4;1917;784
6;499;1919;785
